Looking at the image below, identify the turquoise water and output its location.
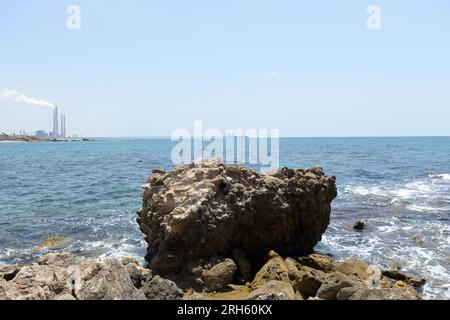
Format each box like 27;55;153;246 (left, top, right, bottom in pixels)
0;137;449;299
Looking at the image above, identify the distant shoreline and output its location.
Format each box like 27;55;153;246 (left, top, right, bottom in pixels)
0;134;91;143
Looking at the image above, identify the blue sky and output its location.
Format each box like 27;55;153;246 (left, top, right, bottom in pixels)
1;0;449;137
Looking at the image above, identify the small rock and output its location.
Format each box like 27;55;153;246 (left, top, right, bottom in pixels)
382;270;426;287
38;236;71;249
317;272;363;300
413;236;425;245
202;259;237;292
297;254;335;273
141;275;183;300
335;259;377;281
246;281;296;301
353;221;366;231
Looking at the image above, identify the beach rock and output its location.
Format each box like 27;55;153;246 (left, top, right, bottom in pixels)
382;270;426;287
337;287;419;300
0;253;150;300
0;265;20;281
316;272;363;300
137;159;337;274
334;258;376;281
246;280;296;300
291;265;326;298
38;236;72;250
201;259;237;292
353;221;366;231
296;253;336;272
141;275;183;300
251;255;290;289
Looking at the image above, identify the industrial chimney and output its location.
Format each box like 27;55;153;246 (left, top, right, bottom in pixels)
53;106;59;138
60;114;66;138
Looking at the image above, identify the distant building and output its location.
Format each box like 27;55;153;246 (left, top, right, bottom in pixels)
35;130;49;139
53;106;59;138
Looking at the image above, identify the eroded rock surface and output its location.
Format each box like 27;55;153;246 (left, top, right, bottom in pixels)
137;159;337;274
0;253;182;300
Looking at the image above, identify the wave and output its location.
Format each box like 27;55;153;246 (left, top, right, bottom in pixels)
342;173;450;213
428;173;450;181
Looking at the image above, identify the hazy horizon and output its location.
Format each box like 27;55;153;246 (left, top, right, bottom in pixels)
1;0;450;137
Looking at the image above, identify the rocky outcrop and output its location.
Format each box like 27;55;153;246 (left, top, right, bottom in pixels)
0;253;181;300
182;251;421;300
137;159;337;274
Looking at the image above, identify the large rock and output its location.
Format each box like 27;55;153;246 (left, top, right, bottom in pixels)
137;159;337;274
316;272;363;300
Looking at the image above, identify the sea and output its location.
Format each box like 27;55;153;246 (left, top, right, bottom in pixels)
0;137;449;299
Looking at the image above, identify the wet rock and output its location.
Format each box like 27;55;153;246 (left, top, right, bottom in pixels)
141;275;183;300
382;270;426;287
353;221;366;231
412;236;425;245
38;236;72;249
337;287;419;300
137;159;337;274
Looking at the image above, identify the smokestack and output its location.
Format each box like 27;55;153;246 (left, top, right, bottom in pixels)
53;106;59;138
60;114;66;138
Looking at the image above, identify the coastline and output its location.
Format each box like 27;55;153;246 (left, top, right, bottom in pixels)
0;159;428;300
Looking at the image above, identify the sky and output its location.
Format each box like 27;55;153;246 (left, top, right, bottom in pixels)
0;0;450;137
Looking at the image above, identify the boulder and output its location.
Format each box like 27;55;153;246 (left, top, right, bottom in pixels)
296;253;336;272
291;265;326;299
316;272;363;300
382;270;426;287
337;287;419;300
141;275;183;300
201;259;237;292
334;259;376;281
246;281;296;300
251;256;290;289
353;221;366;231
137;159;337;274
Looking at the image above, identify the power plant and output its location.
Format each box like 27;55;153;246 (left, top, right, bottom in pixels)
51;106;66;138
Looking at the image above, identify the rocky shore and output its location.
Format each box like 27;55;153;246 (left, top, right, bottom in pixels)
0;159;425;300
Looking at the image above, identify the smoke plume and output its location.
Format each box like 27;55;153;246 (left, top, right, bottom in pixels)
0;89;55;109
